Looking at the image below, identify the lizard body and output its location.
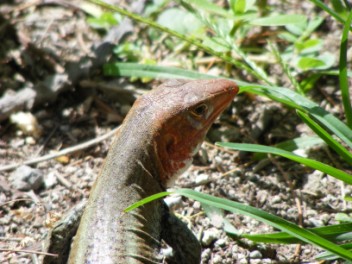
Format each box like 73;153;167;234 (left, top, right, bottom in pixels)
47;79;238;263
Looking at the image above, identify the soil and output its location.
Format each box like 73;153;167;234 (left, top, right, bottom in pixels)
0;1;351;264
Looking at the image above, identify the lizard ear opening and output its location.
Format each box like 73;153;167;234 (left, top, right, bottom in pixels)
165;134;177;155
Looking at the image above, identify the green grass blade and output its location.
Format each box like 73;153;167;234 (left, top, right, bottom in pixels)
309;0;347;25
124;191;171;212
103;63;218;79
254;135;325;160
182;0;232;17
216;143;352;185
242;223;352;244
297;110;352;164
321;69;352;77
250;14;307;26
339;10;352;128
231;44;272;85
316;243;352;261
174;188;352;261
239;85;352;149
274;136;325;152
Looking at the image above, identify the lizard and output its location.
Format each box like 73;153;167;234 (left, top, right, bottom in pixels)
44;79;238;264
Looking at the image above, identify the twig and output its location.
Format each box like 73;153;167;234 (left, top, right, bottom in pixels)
0;199;36;207
203;141;238;155
56;173;73;189
0;237;22;242
0;127;120;172
8;0;41;13
0;247;58;257
34;124;59;157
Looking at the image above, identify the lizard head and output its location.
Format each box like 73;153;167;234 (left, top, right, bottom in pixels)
143;79;239;187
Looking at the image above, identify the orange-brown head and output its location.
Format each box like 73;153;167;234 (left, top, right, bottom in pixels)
139;79;238;187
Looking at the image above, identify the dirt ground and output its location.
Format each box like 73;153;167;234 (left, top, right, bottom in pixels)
0;1;351;263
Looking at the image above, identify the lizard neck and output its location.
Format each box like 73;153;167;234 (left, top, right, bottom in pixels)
69;108;165;263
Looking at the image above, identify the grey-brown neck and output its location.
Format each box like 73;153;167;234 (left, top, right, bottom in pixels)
69;109;165;263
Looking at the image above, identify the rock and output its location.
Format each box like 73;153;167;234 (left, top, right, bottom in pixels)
249;250;263;259
308;218;324;227
271;195;282;204
303;170;324;195
214;238;226;247
201;248;211;260
9;165;43;191
160;247;173;259
238;253;248;264
195;173;210;185
249;105;276;140
201;228;221;246
212;254;223;263
164;195;182;210
44;172;58;189
193;201;201;209
256;190;268;206
10;111;42;138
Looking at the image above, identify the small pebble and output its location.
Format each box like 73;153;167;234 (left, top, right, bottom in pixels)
194;186;202;192
303;170;324;194
308;218;324;227
201;228;221;246
231;244;239;255
214;156;222;164
10;111;42;138
25;136;36;145
161;247;173;258
164;196;182;210
9;165;43;191
51;192;60;203
193;201;201;210
10;138;25;148
287;208;297;214
249;250;263;259
271;195;281;204
201;248;211;259
227;189;236;199
44;172;58;189
195;173;210;185
214;238;226;247
212;254;223;263
238;253;248;264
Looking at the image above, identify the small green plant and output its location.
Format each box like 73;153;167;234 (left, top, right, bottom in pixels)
280;17;334;71
86;12;121;30
88;0;352;261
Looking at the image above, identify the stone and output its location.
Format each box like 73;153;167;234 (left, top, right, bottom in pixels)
249;250;263;259
9;165;43;191
201;228;221;246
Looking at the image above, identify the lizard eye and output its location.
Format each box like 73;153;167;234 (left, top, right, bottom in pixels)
190;103;208;118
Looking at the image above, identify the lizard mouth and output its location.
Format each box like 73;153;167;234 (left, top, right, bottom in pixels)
204;83;238;127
